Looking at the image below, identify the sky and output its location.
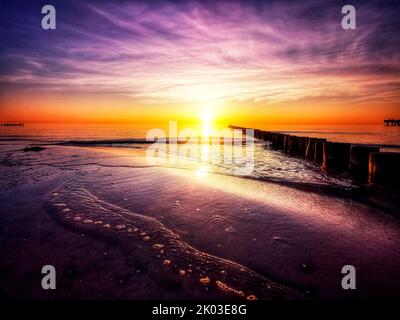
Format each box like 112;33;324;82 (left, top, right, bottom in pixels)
0;0;399;125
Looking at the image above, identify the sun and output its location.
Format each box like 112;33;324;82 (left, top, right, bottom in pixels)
197;100;225;137
202;110;213;123
201;109;213;136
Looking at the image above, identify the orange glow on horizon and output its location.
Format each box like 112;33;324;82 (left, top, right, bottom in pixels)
1;91;398;126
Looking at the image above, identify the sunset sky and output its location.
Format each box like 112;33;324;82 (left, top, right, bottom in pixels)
0;0;399;125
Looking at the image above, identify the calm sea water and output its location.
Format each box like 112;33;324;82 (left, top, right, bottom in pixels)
0;123;399;148
258;124;400;148
1;122;397;188
2;123;400;299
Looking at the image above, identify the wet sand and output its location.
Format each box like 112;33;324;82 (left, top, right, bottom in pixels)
1;143;400;299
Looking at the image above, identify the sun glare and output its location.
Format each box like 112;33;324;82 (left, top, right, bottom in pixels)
195;165;210;177
202;110;213;123
201;109;213;136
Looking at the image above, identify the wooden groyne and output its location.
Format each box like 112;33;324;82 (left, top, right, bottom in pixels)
229;125;399;193
384;119;400;126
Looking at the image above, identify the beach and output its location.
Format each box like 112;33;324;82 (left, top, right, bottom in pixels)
1;138;400;300
1;0;400;307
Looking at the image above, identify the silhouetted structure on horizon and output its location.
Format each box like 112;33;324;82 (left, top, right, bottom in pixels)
384;119;400;126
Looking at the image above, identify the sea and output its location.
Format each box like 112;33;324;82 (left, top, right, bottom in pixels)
1;123;399;147
1;122;400;299
1;122;399;189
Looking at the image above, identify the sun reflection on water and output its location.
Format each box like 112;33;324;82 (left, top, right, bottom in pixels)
196;165;210;177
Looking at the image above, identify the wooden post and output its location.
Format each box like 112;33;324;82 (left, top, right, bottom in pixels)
368;152;400;191
349;145;380;183
322;142;351;174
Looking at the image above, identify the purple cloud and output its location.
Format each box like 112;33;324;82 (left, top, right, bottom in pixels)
0;0;399;105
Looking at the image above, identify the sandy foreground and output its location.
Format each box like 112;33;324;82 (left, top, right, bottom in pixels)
1;142;399;300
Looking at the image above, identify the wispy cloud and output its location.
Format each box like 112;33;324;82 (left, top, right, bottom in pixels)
0;0;399;105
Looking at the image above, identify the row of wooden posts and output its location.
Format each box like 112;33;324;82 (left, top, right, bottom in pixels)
229;125;399;192
383;119;400;126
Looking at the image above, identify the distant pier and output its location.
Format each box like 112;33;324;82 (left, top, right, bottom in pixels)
384;119;400;126
0;123;24;127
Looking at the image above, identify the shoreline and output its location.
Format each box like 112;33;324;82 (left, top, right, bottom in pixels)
1;143;400;299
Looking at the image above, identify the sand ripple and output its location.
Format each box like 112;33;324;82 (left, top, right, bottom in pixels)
45;181;303;300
